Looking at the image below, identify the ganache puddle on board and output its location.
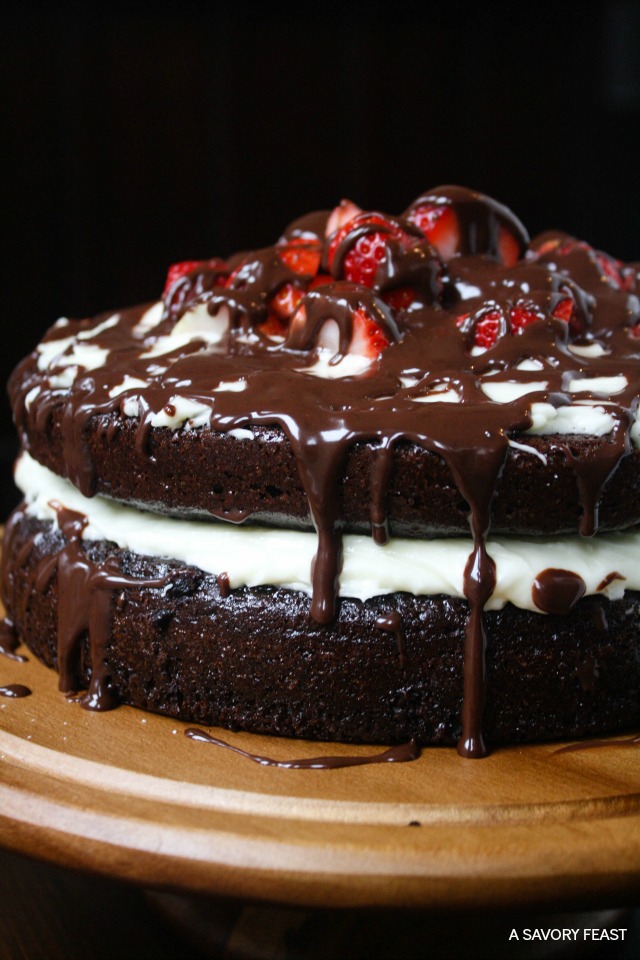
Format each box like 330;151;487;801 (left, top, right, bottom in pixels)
554;733;640;754
0;684;31;698
185;728;421;769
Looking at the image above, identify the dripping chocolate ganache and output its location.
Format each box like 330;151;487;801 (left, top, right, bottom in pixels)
5;185;640;757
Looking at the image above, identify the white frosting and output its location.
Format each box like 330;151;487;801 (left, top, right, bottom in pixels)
133;301;164;336
516;358;545;371
14;453;640;613
481;380;548;403
569;342;608;359
36;337;109;376
77;315;120;340
150;396;212;430
141;302;229;359
24;386;41;411
567;375;628;395
108;376;150;398
297;348;374;379
528;402;617;436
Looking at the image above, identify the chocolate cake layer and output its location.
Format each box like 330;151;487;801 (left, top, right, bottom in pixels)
20;410;640;536
5;512;640;746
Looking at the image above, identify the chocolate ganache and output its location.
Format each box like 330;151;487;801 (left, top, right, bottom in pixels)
6;185;640;757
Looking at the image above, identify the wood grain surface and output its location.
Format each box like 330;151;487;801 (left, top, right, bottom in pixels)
1;620;640;913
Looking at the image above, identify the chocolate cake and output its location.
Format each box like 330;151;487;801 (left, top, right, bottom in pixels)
4;184;640;757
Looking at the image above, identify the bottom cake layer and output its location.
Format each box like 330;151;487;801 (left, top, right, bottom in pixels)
3;510;640;746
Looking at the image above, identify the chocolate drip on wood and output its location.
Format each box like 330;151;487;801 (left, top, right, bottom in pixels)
554;733;640;755
185;728;420;768
0;684;31;698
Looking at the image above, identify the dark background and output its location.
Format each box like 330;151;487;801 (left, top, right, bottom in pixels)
1;0;640;515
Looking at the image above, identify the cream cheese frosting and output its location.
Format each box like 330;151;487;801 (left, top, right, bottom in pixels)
15;452;640;613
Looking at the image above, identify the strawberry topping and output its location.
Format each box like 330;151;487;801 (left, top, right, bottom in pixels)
408;203;458;261
163;258;227;296
459;298;568;349
350;308;390;358
277;238;322;277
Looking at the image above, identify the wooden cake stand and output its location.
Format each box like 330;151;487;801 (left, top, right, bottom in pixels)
1;625;640;915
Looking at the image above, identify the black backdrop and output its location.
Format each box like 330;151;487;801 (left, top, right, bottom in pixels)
2;1;640;514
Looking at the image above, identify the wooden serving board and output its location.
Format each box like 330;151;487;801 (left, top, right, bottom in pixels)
1;630;640;910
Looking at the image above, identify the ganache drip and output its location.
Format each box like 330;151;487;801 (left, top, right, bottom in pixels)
8;184;640;756
2;503;167;711
185;728;420;768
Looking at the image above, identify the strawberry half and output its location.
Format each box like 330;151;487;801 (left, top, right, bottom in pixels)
325;199;363;239
458;300;548;349
407;203;458;261
286;282;399;369
277;238;322;277
349;308;390;359
530;234;633;292
269;283;305;320
163;258;227;296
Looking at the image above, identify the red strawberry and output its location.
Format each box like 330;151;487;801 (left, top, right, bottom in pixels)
509;302;543;334
497;228;521;268
343;230;390;286
270;283;304;320
408;203;458;261
163;257;227;296
551;297;573;323
309;273;334;290
277;238;321;277
258;314;289;339
325;199;363;239
350;309;390;358
382;287;416;311
328;213;393;277
314;307;390;360
471;307;503;349
458;300;546;349
327;212;422;293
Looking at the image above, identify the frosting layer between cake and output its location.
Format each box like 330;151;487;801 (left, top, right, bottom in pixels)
15;452;640;613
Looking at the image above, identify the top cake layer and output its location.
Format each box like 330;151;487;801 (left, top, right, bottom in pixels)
9;186;640;577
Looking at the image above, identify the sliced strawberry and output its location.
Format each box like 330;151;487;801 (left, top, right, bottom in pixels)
163;257;227;296
551;297;573;323
342;231;390;287
498;227;521;267
510;302;543;334
459;300;546;349
408;203;458;261
327;213;393;274
327;212;423;295
473;308;503;349
382;287;416;311
309;273;334;290
277;238;321;277
270;283;304;320
325;199;363;239
258;314;289;339
350;309;390;358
